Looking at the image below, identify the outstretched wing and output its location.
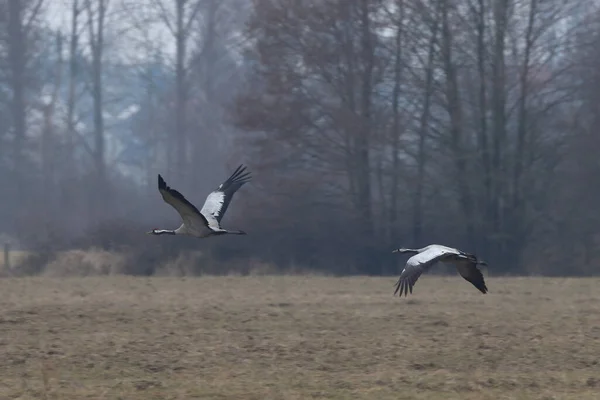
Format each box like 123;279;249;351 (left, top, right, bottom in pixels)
200;165;252;230
393;246;458;297
157;174;209;231
456;261;488;294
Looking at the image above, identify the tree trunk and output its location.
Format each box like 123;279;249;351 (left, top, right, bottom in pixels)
508;0;537;271
86;0;109;224
490;0;509;260
357;0;375;273
7;0;26;197
475;0;491;255
175;0;188;184
413;13;439;248
192;0;218;189
389;0;404;250
66;0;79;179
440;0;475;244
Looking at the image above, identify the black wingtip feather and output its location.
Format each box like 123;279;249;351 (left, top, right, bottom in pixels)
221;164;252;190
467;268;488;294
393;278;412;297
156;173;205;219
230;164;252;184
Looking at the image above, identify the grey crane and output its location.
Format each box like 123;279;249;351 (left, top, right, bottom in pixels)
147;165;251;238
392;244;488;296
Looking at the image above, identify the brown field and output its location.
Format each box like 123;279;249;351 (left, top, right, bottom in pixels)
0;276;598;399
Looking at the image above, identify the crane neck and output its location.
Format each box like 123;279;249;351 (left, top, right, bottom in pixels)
152;229;176;235
393;248;420;255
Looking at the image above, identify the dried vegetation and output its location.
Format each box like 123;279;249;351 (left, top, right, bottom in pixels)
0;276;598;399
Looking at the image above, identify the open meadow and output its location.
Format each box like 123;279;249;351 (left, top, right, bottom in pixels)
0;276;598;399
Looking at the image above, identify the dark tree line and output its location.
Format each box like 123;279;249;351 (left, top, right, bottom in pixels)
1;0;600;276
232;0;600;275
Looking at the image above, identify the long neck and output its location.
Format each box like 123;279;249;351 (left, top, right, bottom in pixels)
154;229;176;235
220;229;246;235
397;248;420;255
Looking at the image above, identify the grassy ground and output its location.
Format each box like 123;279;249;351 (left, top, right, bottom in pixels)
0;276;598;399
0;250;31;270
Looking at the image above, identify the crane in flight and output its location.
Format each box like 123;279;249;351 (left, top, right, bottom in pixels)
148;165;251;238
392;244;488;296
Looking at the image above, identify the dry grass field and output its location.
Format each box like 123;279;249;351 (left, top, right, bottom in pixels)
0;276;598;400
0;250;31;270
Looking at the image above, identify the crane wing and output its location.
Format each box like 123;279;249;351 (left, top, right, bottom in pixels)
393;246;458;296
157;174;209;231
456;261;488;294
200;165;251;230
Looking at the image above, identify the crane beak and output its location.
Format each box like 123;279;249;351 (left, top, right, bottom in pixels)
146;230;154;235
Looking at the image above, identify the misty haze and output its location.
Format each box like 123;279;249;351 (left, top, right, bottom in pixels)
0;0;599;398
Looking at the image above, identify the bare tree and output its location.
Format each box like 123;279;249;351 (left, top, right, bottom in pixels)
186;0;248;194
144;0;204;184
125;0;247;198
235;0;391;273
1;0;598;276
381;0;406;250
65;0;81;179
83;0;110;224
232;0;587;274
438;0;476;244
7;0;44;191
38;33;64;239
2;0;45;236
403;0;440;248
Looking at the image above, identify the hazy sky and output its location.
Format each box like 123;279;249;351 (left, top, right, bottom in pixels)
45;0;177;61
